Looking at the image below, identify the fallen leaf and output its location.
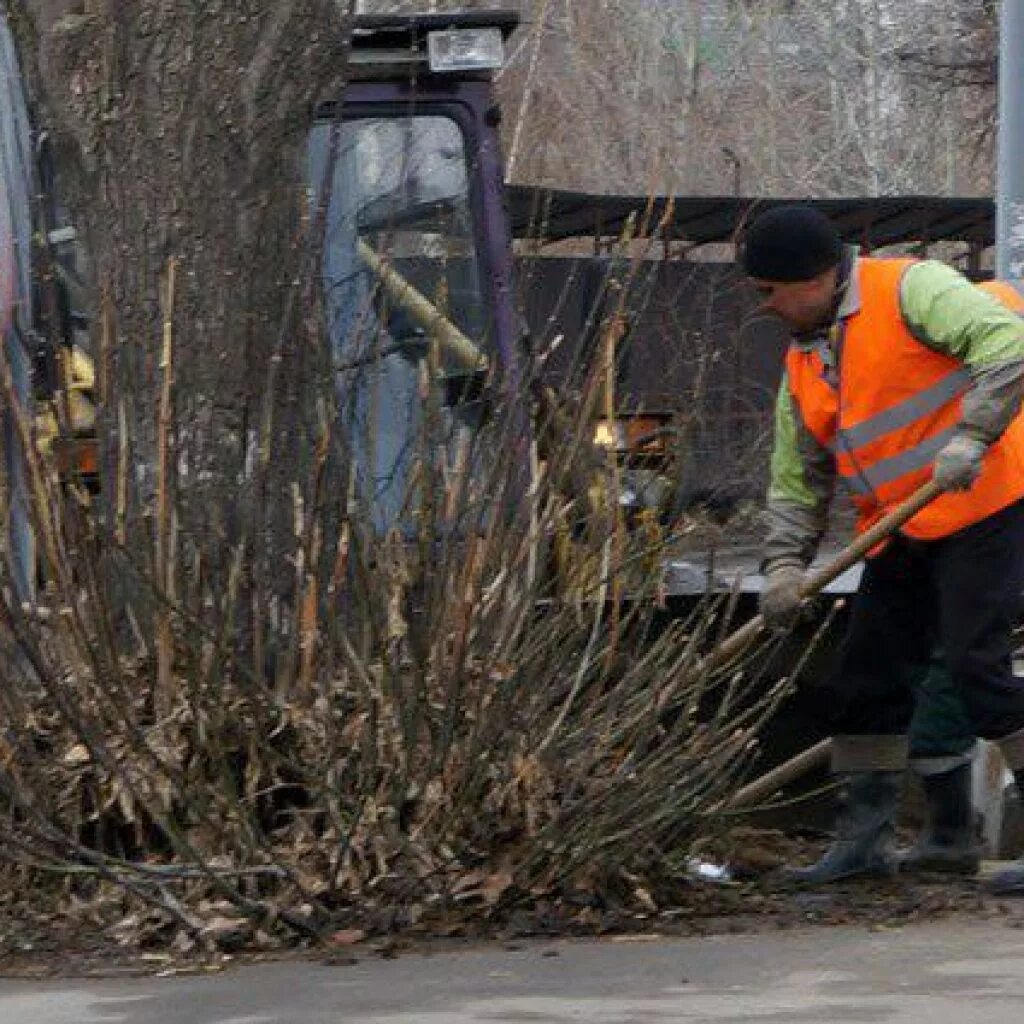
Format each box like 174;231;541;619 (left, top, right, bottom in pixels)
483;871;514;907
328;928;367;947
62;743;90;767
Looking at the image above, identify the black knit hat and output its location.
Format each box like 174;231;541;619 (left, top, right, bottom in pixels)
740;205;843;282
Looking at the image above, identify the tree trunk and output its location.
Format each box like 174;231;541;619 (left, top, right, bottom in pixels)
5;0;356;643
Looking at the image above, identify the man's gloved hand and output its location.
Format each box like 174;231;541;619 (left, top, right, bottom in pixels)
760;563;806;630
932;435;987;492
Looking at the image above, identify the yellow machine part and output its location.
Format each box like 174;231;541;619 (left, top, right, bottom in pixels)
34;346;99;481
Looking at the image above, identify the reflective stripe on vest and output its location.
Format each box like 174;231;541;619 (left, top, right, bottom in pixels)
842;423;958;496
835;367;971;453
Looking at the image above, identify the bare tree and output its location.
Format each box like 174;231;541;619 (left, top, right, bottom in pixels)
6;0;360;665
494;0;996;198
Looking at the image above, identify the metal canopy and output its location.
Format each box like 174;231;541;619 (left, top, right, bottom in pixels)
506;188;995;249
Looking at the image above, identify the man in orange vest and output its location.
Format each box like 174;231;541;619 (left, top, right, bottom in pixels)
741;204;1024;887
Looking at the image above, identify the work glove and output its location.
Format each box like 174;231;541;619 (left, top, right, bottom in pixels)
760;562;806;631
932;435;987;492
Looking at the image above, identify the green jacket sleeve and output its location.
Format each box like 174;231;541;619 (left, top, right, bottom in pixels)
900;261;1024;444
763;374;834;572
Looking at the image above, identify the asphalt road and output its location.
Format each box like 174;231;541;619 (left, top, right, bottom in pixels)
3;918;1024;1023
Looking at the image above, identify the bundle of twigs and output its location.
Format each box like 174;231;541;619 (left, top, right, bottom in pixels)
0;190;810;952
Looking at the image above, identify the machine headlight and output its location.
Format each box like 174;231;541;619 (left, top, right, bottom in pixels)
427;28;504;72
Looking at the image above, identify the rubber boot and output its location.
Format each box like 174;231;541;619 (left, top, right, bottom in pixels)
783;770;902;885
899;762;981;875
987;769;1024;894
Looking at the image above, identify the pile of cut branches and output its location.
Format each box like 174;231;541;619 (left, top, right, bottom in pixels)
0;290;810;951
0;1;815;953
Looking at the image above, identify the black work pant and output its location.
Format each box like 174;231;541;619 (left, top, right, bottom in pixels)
826;497;1024;742
907;652;976;758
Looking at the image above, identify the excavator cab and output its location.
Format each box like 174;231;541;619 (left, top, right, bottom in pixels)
308;10;522;530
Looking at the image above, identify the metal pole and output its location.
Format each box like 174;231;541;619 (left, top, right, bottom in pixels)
975;2;1024;852
997;0;1024;280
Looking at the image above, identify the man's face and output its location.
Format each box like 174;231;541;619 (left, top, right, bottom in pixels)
750;266;838;333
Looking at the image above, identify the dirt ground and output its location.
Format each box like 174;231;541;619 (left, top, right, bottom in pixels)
0;826;1019;981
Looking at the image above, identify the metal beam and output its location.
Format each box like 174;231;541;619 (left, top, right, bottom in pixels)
997;0;1024;280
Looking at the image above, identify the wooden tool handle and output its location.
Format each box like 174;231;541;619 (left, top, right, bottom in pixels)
698;479;946;676
725;738;832;810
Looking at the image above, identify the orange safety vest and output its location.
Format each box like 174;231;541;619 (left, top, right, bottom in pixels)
786;258;1024;540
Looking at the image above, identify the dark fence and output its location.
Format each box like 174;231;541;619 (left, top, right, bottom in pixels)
515;256;788;503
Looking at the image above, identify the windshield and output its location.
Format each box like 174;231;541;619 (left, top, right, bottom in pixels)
313;114;486;357
310;113;487;530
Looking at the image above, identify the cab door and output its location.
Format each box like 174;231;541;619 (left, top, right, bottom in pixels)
310;90;516;535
